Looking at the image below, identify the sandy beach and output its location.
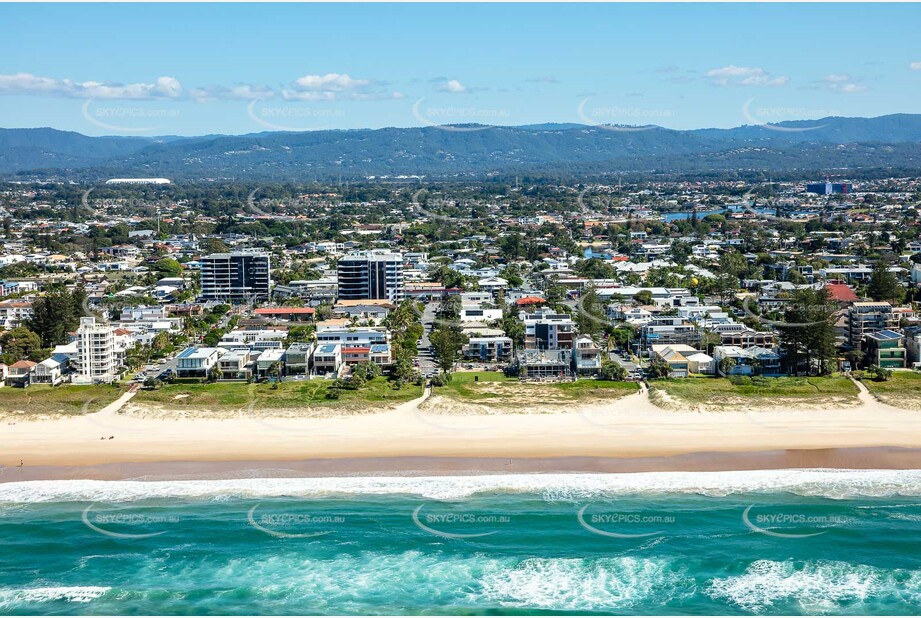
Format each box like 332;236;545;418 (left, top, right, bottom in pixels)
2;380;921;480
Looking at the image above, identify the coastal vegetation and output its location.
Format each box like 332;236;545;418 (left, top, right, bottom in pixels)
649;375;860;410
131;377;423;413
862;371;921;410
0;383;123;417
428;371;639;410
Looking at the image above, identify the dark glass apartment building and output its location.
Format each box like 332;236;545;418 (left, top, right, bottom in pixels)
200;250;271;302
337;250;405;302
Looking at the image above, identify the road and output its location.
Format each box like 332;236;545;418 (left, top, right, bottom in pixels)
416;301;439;377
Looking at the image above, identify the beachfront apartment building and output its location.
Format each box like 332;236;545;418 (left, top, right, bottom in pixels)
462;335;513;362
709;323;776;349
0;299;33;329
522;308;576;350
336;250;405;303
200;250;271;302
847;301;897;348
71;317;121;384
640;318;701;351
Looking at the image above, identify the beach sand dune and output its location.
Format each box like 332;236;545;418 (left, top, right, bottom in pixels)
3;382;921;477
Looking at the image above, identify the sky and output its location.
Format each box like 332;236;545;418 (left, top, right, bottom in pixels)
1;2;920;137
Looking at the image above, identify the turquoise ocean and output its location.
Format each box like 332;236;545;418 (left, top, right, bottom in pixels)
1;469;921;615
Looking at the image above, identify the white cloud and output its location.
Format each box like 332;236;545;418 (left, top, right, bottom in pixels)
911;62;921;71
705;65;788;87
0;73;183;99
190;83;274;102
820;74;867;93
292;73;370;92
281;72;399;101
439;79;466;93
0;71;405;103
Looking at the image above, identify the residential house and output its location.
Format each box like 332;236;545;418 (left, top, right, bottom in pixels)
651;344;696;378
572;336;603;376
312;343;342;376
176;346;222;378
863;330;907;369
284;342;315;376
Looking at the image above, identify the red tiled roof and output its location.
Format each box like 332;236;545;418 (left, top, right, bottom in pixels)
342;346;371;353
254;307;315;315
826;283;859;303
516;296;547;306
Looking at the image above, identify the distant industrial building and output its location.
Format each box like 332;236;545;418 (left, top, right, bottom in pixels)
200;250;271;302
337;250;405;302
806;182;852;195
105;178;172;185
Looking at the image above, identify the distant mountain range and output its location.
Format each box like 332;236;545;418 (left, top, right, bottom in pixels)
2;114;921;181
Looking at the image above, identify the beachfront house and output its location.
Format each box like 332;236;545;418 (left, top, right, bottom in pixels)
176;347;223;378
572;336;603;376
863;330;907;369
312;344;343;376
6;360;36;387
651;344;695;378
284;342;315;376
217;349;252;381
30;355;68;386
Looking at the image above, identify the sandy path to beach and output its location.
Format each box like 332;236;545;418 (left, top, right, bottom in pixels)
2;383;921;469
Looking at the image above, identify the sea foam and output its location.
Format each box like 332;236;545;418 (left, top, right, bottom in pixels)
2;469;921;503
707;559;921;614
0;586;110;607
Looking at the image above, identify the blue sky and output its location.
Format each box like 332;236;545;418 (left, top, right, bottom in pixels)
1;3;919;136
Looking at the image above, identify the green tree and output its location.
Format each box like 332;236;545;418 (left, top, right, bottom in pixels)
600;358;626;381
780;287;838;376
0;326;44;364
154;257;184;278
429;327;469;374
576;286;605;340
500;306;525;348
25;287;80;348
716;251;747;305
867;259;906;305
646;359;671;379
